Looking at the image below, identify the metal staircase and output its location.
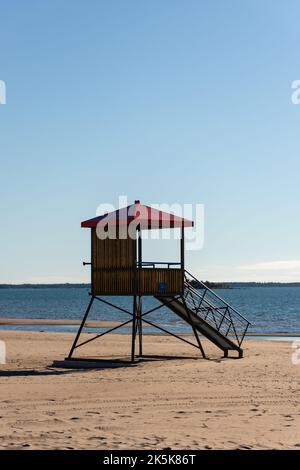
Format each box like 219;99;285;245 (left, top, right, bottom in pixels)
155;270;251;358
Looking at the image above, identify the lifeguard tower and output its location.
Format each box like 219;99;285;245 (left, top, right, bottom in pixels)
67;200;250;362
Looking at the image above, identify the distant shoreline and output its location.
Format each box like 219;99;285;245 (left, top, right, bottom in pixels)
1;282;300;288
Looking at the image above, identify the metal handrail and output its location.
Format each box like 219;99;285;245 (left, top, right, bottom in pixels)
185;294;234;335
185;287;234;326
138;262;181;268
185;283;233;318
185;270;251;325
184;270;251;347
185;290;242;345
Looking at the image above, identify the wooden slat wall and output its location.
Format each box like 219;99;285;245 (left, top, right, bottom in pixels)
92;229;135;268
91;229;183;296
137;268;183;296
92;228;136;295
92;269;134;295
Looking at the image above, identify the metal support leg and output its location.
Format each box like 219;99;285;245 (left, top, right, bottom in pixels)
138;296;143;357
67;296;95;359
131;296;137;363
180;295;206;359
192;327;206;359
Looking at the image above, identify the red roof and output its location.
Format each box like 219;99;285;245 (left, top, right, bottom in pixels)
81;200;194;229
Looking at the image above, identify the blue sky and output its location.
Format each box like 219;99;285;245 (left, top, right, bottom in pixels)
0;0;300;283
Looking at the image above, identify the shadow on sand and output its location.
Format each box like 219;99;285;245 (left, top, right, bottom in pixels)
0;354;224;377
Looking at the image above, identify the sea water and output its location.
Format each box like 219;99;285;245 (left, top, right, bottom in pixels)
0;286;299;335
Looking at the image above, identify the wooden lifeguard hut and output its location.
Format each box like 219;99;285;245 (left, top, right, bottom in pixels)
67;200;250;363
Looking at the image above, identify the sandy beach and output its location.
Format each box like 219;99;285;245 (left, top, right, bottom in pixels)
0;318;141;330
0;330;299;450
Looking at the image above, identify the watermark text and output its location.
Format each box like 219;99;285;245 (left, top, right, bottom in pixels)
292;340;300;365
0;340;6;364
95;196;204;251
0;80;6;105
291;80;300;104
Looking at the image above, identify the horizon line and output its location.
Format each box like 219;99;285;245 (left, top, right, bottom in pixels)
1;281;300;287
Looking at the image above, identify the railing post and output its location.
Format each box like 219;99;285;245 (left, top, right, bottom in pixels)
239;322;250;346
217;306;229;332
